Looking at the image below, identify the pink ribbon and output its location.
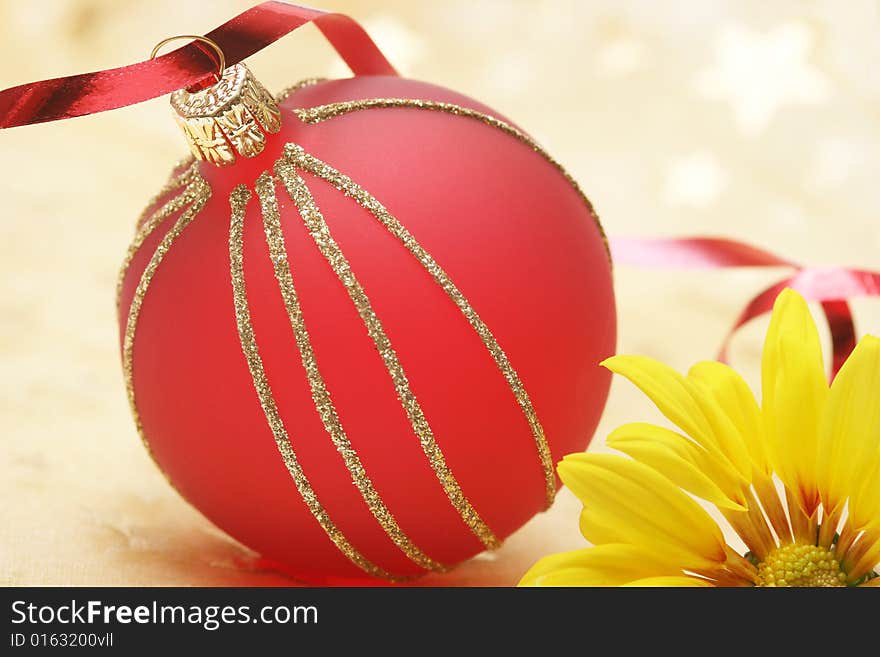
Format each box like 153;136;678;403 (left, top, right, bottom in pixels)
612;238;880;378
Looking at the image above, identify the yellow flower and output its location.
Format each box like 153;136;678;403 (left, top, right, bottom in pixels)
520;289;880;587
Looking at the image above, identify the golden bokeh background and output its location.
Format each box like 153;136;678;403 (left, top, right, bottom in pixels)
2;0;879;585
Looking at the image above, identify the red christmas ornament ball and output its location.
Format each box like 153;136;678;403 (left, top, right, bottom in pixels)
118;74;615;581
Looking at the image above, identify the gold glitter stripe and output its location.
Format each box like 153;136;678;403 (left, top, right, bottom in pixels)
117;176;201;310
290;98;609;507
293;98;608;258
228;184;399;581
282;143;557;510
122;176;211;466
274;160;500;550
255;173;448;573
274;77;326;104
135;160;198;228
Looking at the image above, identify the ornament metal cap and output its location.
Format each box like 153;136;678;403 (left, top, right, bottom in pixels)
151;36;282;167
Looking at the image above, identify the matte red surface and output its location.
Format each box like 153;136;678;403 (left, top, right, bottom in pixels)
118;76;616;581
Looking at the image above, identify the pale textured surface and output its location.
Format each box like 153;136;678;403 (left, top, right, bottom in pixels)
2;0;879;586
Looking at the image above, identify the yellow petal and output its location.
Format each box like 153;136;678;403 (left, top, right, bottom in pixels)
560;453;728;570
686;376;752;479
607;423;746;511
608;422;744;502
818;335;880;514
848;530;880;582
602;355;750;480
602;355;715;446
689;360;766;474
577;506;629;545
621;576;714;587
850;458;880;534
518;543;679;587
760;289;828;515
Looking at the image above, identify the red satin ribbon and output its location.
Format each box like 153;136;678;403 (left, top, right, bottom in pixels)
0;2;873;378
0;1;396;129
612;238;880;379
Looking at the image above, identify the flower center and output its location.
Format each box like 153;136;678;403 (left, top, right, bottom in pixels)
754;543;847;587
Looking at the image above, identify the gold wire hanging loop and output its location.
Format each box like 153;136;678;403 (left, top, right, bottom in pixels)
150;35;226;81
